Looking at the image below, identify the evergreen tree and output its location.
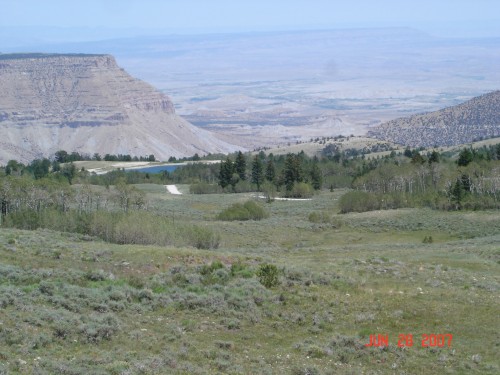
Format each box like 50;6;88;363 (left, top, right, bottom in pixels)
251;155;264;190
284;153;302;191
411;152;425;164
218;157;234;189
428;150;440;164
235;151;247;180
460;174;471;193
457;148;473;166
310;156;322;190
403;147;413;158
265;159;276;183
450;178;464;209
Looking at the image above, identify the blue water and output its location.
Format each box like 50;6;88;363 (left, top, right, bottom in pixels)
132;165;182;174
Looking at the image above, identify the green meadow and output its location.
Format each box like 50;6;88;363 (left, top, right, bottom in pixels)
1;185;498;374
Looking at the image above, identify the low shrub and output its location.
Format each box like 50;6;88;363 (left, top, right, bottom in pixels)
286;182;314;198
230;262;254;278
256;264;279;288
338;190;380;213
216;200;268;221
189;182;222;194
79;313;120;343
184;225;221;249
308;211;343;228
4;209;220;249
200;261;230;285
423;235;433;243
200;260;225;275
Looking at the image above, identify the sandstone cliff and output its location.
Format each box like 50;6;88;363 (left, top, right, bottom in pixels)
368;90;500;147
0;53;239;163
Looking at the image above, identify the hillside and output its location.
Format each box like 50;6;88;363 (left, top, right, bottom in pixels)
0;192;498;374
0;53;239;163
368;90;500;147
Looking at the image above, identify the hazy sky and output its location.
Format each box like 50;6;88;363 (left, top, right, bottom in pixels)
1;0;499;37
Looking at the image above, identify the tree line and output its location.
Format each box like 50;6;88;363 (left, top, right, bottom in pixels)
1;143;499;214
54;150;156;163
215;151;322;198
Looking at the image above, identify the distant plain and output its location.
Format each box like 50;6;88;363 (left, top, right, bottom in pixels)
115;28;500;148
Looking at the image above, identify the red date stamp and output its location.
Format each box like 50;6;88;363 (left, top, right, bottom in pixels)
364;333;453;347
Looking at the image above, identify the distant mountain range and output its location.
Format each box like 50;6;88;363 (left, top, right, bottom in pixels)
368;90;500;147
0;53;239;163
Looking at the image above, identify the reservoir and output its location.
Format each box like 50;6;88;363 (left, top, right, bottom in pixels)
131;164;182;174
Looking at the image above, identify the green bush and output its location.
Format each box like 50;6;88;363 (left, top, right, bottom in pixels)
338;190;380;213
256;264;279;288
286;182;314;198
230;263;254;278
216;200;268;221
184;225;221;249
200;261;225;276
423;236;433;243
308;211;331;223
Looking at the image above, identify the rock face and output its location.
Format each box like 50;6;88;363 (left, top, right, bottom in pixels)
0;53;239;163
368;90;500;147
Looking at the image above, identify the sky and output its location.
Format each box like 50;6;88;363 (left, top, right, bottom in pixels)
1;0;499;39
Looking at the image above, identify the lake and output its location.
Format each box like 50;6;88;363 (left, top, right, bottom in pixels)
131;164;182;174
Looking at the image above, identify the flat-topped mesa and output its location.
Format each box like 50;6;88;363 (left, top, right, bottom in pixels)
0;53;238;163
0;53;175;123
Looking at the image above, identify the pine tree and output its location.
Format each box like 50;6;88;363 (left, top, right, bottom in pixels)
450;178;464;209
428;150;440;164
251;155;264;190
411;152;425;164
265;159;276;183
284;153;302;191
457;148;473;166
235;151;247;180
218;157;234;189
310;156;322;190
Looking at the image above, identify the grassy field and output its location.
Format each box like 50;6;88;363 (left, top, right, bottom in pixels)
0;187;499;374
